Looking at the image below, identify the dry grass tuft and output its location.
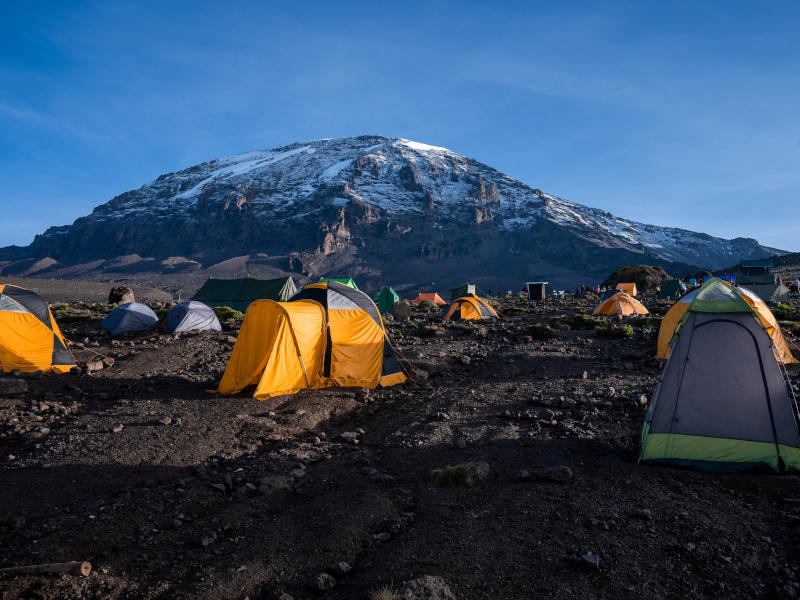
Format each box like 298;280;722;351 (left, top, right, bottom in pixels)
369;585;400;600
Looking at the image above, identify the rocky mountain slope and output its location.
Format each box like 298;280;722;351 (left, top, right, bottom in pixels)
0;135;785;292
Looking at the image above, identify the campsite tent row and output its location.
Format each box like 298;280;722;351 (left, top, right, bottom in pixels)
100;301;222;335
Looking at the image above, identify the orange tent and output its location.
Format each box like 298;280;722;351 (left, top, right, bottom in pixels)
411;293;446;305
593;292;648;316
615;282;638;296
444;295;499;321
217;281;406;400
0;284;76;373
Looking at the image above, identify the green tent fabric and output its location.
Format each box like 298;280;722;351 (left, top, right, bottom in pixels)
658;279;681;299
640;278;800;472
319;277;359;290
373;286;399;315
192;277;297;312
450;284;475;300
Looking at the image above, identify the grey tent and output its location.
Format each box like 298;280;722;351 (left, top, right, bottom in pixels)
192;277;297;312
161;301;221;333
100;302;158;336
640;279;800;471
740;283;791;304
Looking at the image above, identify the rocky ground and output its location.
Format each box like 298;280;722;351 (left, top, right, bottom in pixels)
2;293;800;599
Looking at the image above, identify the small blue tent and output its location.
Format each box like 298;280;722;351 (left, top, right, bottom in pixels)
100;302;158;335
161;301;221;333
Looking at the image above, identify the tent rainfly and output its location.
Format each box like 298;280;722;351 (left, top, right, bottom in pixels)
592;293;648;317
217;281;406;400
615;282;638;296
161;301;222;333
640;278;800;471
319;277;358;290
411;293;446;305
192;277;297;312
444;295;499;321
0;284;76;373
100;302;158;335
373;286;400;315
657;282;796;364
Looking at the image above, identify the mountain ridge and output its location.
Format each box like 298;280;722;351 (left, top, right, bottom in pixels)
0;135;785;292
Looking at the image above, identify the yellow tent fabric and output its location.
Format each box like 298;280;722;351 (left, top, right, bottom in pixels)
217;281;406;400
615;282;638;296
657;285;797;364
0;284;76;374
592;292;649;316
444;295;499;321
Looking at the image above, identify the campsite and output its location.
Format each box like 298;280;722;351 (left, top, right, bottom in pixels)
3;272;800;599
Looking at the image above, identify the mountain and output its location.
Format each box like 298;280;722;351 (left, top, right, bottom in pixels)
0;135;786;293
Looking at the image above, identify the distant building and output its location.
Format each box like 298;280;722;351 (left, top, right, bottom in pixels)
738;259;774;285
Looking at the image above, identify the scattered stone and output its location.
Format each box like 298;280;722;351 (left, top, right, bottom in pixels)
373;532;391;542
397;575;456;600
632;508;652;520
636;394;648;406
111;423;124;433
84;359;104;374
310;572;336;591
329;561;352;576
339;431;359;441
210;483;227;493
511;469;531;482
546;465;573;482
258;474;294;492
683;542;696;552
200;531;217;548
159;416;172;425
0;378;28;395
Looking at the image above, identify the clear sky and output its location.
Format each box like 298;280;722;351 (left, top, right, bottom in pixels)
1;1;798;250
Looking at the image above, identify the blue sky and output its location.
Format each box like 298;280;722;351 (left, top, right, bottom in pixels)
1;1;799;250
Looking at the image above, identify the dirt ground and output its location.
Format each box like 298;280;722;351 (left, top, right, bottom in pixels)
3;292;800;600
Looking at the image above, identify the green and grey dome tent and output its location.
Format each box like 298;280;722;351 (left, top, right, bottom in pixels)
640;278;800;472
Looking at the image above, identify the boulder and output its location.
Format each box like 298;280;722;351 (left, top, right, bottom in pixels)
602;265;671;294
108;285;135;305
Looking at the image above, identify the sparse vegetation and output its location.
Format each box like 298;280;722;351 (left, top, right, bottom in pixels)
595;324;634;338
369;586;400;600
431;461;491;487
212;306;244;322
527;323;555;339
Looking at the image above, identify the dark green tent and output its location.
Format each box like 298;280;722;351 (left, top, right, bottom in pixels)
373;286;399;315
192;277;297;312
450;284;475;300
319;277;359;290
659;279;681;299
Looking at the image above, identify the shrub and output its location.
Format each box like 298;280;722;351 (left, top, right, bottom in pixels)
212;306;244;322
431;462;490;487
595;324;634;338
527;323;555;339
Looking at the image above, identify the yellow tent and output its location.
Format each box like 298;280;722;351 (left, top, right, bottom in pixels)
217;281;406;400
657;284;797;364
444;295;499;321
592;292;649;316
615;282;638;296
0;284;76;373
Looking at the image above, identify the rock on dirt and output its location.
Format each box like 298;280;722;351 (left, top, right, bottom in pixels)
397;575;456;600
0;378;28;395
